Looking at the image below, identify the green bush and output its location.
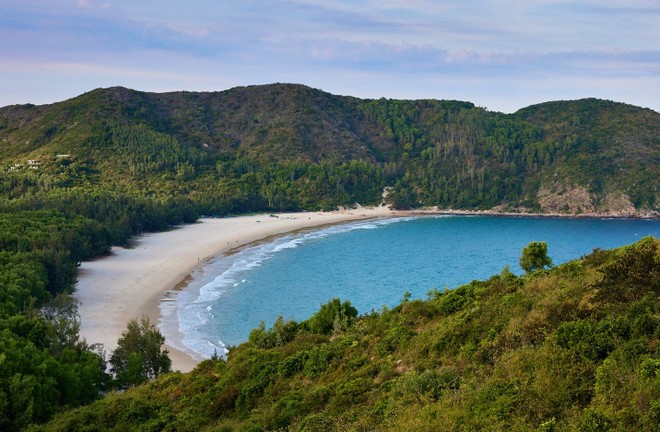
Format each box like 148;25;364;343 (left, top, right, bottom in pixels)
279;353;305;378
305;299;358;335
555;320;613;361
333;378;372;407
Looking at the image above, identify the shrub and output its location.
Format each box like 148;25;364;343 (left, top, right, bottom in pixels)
520;241;553;273
398;369;461;402
555;320;613;361
333;378;372;407
305;299;357;335
596;237;659;303
279;353;305;377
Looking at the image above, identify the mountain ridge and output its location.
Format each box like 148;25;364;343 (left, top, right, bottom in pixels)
1;83;658;216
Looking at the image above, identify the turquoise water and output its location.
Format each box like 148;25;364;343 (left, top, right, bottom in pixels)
168;216;660;358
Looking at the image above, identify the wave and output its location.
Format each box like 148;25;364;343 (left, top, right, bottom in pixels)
167;214;659;360
175;217;410;359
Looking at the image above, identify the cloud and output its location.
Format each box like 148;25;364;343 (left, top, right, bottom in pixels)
0;0;658;112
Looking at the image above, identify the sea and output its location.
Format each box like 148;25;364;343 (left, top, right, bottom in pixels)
159;215;660;360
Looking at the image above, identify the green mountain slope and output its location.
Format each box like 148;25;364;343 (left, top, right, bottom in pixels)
32;237;660;431
516;99;660;211
1;84;658;215
3;85;656;431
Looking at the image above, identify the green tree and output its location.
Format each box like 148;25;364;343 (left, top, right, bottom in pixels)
306;298;358;335
109;316;171;389
519;241;553;273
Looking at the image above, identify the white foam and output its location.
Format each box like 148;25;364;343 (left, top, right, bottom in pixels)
173;217;409;359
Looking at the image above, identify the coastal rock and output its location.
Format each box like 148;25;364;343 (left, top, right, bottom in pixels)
597;191;637;217
537;184;596;215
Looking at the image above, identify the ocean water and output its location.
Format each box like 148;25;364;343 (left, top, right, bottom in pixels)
161;216;660;359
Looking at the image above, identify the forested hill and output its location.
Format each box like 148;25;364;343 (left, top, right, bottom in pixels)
0;85;658;430
1;84;658;215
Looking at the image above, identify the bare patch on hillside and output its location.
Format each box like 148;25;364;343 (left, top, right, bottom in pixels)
598;192;637;216
537;184;595;214
537;182;644;217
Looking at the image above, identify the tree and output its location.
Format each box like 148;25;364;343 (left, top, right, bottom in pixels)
109;316;171;388
306;299;358;335
519;241;553;273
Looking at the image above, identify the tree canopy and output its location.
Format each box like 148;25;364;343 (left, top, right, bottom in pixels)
520;241;553;273
2;85;658;215
109;316;171;389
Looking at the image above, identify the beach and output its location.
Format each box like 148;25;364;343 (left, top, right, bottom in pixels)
75;206;397;372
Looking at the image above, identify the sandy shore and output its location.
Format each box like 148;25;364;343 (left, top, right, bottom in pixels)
75;206;398;372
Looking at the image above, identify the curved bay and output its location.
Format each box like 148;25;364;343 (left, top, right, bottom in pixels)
171;216;660;358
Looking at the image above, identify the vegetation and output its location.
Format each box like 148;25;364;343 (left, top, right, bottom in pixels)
0;85;657;429
0;211;111;431
1;84;658;214
109;316;171;390
28;237;659;431
520;241;553;273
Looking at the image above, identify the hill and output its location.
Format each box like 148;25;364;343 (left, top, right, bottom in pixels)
1;84;658;216
31;237;660;431
0;85;658;430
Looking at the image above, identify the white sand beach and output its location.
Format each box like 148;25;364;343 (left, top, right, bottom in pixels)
75;206;397;372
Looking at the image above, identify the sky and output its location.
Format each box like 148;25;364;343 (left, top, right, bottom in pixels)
1;0;659;113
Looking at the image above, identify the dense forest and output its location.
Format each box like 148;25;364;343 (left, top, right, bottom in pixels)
1;84;658;215
0;85;658;429
29;238;660;431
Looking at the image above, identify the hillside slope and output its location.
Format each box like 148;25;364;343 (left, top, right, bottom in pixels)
1;84;658;215
32;237;660;431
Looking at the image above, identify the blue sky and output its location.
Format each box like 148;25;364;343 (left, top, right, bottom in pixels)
1;0;659;112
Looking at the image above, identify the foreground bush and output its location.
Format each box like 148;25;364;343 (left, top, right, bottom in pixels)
31;237;659;431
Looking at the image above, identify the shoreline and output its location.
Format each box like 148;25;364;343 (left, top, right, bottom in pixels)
74;206;658;373
74;206;400;372
408;206;659;220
